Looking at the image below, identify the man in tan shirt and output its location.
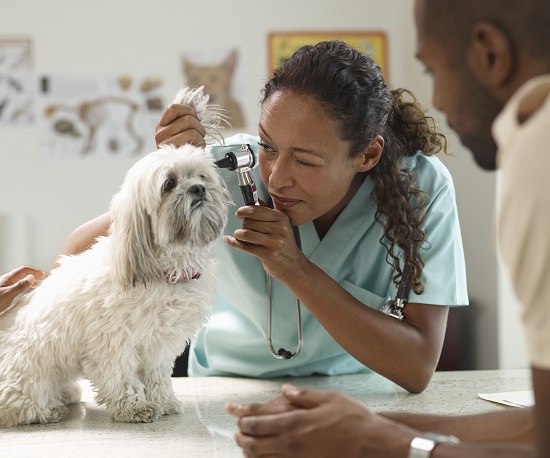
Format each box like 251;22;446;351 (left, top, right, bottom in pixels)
226;0;550;456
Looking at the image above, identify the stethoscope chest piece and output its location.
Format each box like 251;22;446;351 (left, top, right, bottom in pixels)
381;266;411;322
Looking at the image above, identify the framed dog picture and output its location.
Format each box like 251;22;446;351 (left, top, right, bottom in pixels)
268;31;388;80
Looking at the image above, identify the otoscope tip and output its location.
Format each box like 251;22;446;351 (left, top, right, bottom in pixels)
214;154;236;170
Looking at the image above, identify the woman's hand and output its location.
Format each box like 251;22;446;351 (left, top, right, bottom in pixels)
155;103;207;148
0;266;47;313
223;204;308;282
225;204;448;394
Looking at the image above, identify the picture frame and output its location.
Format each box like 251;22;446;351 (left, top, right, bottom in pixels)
0;37;34;125
268;31;389;79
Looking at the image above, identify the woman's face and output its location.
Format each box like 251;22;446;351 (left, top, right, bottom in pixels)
258;90;368;233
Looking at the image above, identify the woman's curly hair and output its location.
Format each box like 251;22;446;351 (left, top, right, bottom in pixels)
261;40;448;294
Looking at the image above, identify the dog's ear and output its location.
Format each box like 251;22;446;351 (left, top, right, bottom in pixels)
172;85;227;144
109;174;158;289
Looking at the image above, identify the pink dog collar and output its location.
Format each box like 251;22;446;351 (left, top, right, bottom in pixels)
164;271;202;284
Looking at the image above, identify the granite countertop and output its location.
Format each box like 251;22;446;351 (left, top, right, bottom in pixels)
0;369;531;457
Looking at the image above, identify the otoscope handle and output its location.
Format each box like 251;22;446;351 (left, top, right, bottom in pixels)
240;184;257;205
237;170;259;205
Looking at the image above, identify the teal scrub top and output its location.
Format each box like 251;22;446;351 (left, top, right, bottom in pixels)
189;133;468;377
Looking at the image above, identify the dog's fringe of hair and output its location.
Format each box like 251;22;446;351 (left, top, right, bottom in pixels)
172;85;228;146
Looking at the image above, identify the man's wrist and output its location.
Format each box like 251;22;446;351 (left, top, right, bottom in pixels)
408;432;461;458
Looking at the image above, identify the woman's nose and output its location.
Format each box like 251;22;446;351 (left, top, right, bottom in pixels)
268;156;293;190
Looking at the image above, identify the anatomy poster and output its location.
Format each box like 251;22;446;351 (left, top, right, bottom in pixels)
0;38;34;125
37;74;167;157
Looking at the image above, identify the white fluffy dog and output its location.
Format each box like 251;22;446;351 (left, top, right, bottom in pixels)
0;87;230;426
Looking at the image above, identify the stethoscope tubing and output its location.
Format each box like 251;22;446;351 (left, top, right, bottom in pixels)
266;272;304;359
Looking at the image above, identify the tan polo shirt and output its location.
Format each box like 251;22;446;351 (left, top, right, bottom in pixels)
494;75;550;370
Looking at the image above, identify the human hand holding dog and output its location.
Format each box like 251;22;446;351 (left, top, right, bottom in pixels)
155;103;207;148
226;384;416;458
0;266;46;312
223;205;308;282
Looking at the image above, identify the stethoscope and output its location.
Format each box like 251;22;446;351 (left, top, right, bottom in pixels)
215;145;303;360
381;266;411;321
266;224;303;360
215;144;410;360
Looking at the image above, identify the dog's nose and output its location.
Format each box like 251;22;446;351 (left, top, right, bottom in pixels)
189;184;206;199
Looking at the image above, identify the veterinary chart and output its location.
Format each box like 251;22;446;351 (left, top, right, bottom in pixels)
37;74;167;157
0;38;34;126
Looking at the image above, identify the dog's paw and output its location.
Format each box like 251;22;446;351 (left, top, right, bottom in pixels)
0;412;21;428
159;398;184;416
43;404;68;424
0;404;67;427
112;401;162;423
145;387;184;416
0;390;68;427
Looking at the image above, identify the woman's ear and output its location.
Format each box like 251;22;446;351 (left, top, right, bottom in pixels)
467;22;514;89
356;135;384;172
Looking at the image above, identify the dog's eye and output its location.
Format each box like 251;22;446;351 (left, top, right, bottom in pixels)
199;174;206;181
162;178;177;193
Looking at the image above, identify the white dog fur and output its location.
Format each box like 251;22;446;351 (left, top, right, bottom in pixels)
0;87;230;426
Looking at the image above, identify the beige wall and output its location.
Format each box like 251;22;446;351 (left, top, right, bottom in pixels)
0;0;524;369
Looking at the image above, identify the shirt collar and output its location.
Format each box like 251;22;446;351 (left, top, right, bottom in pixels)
493;75;550;168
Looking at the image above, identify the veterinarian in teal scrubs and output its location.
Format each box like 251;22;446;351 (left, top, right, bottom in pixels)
175;42;467;393
65;41;468;393
188;132;467;385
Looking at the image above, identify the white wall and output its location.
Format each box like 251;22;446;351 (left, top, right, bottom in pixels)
0;0;524;369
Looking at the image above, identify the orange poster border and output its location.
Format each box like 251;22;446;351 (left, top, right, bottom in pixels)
267;30;389;80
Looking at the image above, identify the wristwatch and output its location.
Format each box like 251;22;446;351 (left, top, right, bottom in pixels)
408;432;461;458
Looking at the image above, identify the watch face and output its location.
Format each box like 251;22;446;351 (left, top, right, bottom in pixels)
409;434;461;458
410;436;436;452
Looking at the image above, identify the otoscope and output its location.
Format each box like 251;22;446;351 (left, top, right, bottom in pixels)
214;144;259;206
214;144;303;360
